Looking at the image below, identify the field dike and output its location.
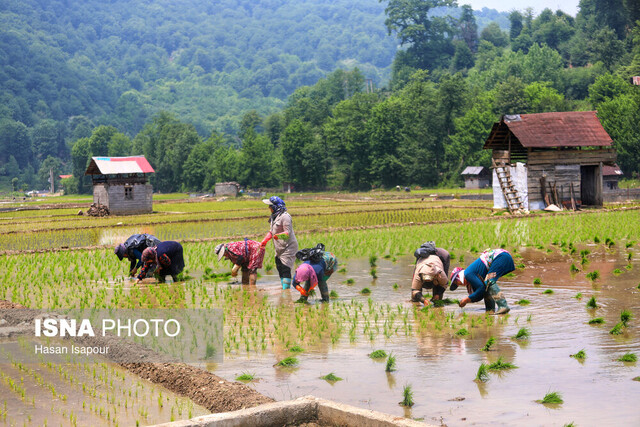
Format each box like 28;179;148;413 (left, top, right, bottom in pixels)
0;302;273;413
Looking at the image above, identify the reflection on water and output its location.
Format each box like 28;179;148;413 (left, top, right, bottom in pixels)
215;248;640;426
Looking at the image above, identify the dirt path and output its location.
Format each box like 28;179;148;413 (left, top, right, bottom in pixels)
0;301;273;413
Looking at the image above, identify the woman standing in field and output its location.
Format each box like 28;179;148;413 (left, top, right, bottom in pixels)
136;241;185;284
260;196;298;289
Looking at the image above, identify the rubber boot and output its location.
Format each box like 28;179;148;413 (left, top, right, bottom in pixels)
281;278;291;290
483;295;496;312
489;283;510;314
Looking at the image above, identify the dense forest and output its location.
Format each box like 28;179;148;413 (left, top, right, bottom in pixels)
1;0;639;193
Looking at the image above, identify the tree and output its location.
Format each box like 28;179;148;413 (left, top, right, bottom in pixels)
480;22;508;48
524;82;565;112
509;11;524;40
239;110;263;140
280;119;327;189
589;27;625;70
11;177;19;192
382;0;458;70
0;119;32;168
588;73;631;108
458;5;478;52
451;40;474;71
598;92;640;176
493;76;530;115
31;119;61;163
239;132;276;188
183;139;216;191
367;96;406;187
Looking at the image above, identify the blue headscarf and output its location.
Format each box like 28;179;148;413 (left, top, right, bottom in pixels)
268;196;287;221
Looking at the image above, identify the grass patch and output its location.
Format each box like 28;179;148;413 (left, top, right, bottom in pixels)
275;356;299;367
543;289;554;294
369;349;387;359
235;372;256;382
481;336;496;352
400;384;414;407
513;327;530;340
617;352;637;362
475;363;489;382
385;353;397;372
360;287;371;295
320;373;343;382
586;296;598;308
588;317;605;325
570;349;586;360
538;391;563;404
487;356;517;370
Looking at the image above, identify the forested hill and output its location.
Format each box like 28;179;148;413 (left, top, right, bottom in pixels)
1;0;398;137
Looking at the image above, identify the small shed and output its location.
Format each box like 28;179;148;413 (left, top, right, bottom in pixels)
461;166;491;189
215;182;240;197
603;164;623;191
84;156;154;215
484;111;616;211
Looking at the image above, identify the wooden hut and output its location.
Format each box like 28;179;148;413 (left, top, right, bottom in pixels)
483;111;616;211
84;156;154;215
461;166;491;189
603;164;623;191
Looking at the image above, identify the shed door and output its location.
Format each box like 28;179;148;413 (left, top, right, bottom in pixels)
580;165;598;205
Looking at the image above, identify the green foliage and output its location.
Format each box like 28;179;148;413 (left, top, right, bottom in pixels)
588;317;605;325
570;349;586;360
235;372;256;382
481;336;496;351
475;363;489;382
586;296;598;308
288;345;304;353
538;391;563;404
617;352;637;362
400;384;414;407
320;373;343;382
275;356;299;367
487;356;517;370
369;350;388;359
513;327;530;340
385;353;397;372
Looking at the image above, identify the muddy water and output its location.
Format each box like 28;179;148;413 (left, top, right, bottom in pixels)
215;247;640;426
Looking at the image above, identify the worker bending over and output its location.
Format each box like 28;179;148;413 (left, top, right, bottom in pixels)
411;242;451;306
215;239;265;285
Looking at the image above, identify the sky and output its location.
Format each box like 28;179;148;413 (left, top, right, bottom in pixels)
462;0;581;16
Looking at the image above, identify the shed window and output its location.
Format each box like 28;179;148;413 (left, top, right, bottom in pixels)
124;186;133;200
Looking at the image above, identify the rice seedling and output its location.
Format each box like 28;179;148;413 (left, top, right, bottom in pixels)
570;349;586;360
361;288;371;295
288;345;304;353
610;323;624;335
633;377;640;382
543;289;554;295
586;270;600;281
369;255;377;267
537;391;563;404
455;328;469;337
400;384;414;407
617;352;637;362
345;278;355;285
620;309;632;326
481;336;496;351
329;290;339;298
370;267;378;278
613;268;623;275
588;317;605;325
574;292;582;299
320;373;343;382
533;278;542;285
487;356;517;370
513;327;530;340
369;350;387;359
385;353;397;372
516;299;530;305
570;263;580;273
392;283;399;290
475;363;489;382
235;372;256;382
275;356;299;367
586;296;598;308
594;236;600;243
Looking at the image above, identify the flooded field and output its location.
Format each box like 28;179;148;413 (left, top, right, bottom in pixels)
213;248;640;426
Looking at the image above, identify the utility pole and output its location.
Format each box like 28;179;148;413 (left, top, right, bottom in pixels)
50;168;55;194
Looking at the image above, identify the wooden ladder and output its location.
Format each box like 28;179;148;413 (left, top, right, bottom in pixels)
493;160;526;214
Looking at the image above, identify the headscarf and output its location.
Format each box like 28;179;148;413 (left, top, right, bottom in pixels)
114;244;126;260
294;263;317;287
267;196;287;222
449;267;464;291
141;247;158;265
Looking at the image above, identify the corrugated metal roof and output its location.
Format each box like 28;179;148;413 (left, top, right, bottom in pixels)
602;164;623;176
85;156;155;175
503;111;613;148
461;166;487;175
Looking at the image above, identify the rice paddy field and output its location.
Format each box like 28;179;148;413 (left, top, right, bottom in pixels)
0;193;639;426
